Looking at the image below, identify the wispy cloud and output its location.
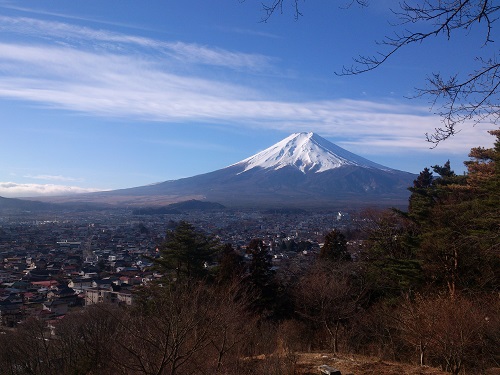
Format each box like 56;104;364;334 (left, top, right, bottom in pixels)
337;122;495;155
145;138;234;152
0;182;102;198
23;174;83;182
0;15;492;156
217;26;282;39
0;4;156;31
0;15;274;71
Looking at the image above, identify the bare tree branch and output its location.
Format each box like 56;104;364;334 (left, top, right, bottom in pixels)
260;1;500;145
259;0;368;22
339;1;500;144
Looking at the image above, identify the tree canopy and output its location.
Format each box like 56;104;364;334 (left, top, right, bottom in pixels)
406;130;500;295
319;229;351;262
152;221;219;282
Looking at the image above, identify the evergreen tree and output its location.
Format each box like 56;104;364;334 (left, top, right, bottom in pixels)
453;130;500;291
245;239;280;317
408;167;435;223
216;243;245;284
320;229;351;262
413;167;434;189
407;160;465;229
362;211;423;302
407;132;500;295
153;221;219;282
246;239;274;293
431;160;454;179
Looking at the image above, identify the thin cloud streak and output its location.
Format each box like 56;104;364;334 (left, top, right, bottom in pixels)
0;4;149;29
218;26;282;39
0;182;102;198
338;122;495;154
146;138;234;152
0;15;274;71
23;174;83;182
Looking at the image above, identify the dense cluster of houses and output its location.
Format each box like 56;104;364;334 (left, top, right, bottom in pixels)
0;253;153;327
0;217;161;327
0;208;350;328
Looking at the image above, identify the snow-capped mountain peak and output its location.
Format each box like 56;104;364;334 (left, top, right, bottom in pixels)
37;132;414;209
233;132;390;174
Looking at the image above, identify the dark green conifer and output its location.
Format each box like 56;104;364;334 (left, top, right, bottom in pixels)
320;229;351;262
244;239;282;318
216;243;245;284
153;221;219;281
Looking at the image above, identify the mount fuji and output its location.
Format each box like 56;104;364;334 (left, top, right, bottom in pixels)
39;132;416;209
232;132;393;174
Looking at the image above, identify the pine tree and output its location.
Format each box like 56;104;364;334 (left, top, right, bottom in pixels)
362;211;423;301
246;239;274;293
216;243;245;284
408;167;435;224
153;221;219;282
410;131;500;295
245;239;279;317
320;229;351;262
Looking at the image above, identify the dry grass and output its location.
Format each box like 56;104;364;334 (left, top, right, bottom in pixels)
294;352;449;375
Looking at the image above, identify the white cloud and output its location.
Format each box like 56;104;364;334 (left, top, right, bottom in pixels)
337;123;496;155
0;16;493;157
23;174;83;182
0;182;103;198
145;138;234;152
0;16;273;71
218;26;281;39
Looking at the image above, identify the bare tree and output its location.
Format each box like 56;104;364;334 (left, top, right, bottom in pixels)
395;295;438;367
205;283;256;374
293;263;366;353
54;304;122;374
3;318;56;375
395;294;497;374
260;0;500;145
113;282;254;375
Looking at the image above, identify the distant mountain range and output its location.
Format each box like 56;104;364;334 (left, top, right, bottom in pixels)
0;195;115;213
0;196;51;211
20;132;416;210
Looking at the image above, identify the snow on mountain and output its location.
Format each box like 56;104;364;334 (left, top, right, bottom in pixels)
232;132;391;174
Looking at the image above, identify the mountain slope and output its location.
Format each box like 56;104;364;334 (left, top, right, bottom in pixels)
0;195;54;212
34;133;416;209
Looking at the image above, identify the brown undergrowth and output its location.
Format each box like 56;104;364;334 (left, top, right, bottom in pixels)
295;352;449;375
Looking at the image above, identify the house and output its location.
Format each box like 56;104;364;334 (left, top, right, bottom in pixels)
92;279;114;289
84;287;134;306
68;278;94;293
47;287;70;299
115;289;134;306
84;287;113;305
118;275;142;286
31;280;59;289
42;299;68;315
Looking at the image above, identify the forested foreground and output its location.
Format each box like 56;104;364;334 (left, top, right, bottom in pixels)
0;131;499;375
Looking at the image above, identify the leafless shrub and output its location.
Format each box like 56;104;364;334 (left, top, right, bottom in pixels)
395;293;499;374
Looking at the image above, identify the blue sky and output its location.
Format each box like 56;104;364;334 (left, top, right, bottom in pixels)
0;0;496;198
